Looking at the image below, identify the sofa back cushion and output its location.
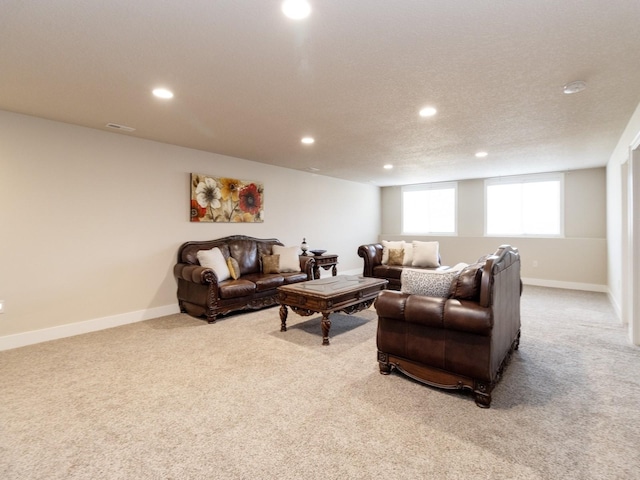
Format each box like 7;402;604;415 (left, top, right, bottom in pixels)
181;241;230;265
228;238;260;275
178;236;284;275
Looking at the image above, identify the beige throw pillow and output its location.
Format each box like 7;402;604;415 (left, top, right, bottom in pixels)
197;247;231;281
411;241;440;268
272;245;301;273
402;242;414;266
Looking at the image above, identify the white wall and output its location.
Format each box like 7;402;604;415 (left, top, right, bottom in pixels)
381;168;608;291
606;101;640;331
0;111;380;347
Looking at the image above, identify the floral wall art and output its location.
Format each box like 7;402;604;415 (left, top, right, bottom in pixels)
190;173;264;223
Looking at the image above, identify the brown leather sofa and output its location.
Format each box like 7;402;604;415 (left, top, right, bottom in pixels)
174;235;315;323
375;245;521;408
358;242;445;290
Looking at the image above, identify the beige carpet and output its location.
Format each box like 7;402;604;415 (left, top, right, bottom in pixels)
1;286;639;479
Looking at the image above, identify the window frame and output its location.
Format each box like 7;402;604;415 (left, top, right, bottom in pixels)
484;173;565;238
401;181;458;236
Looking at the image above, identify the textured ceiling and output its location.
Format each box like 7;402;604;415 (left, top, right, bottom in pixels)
2;0;639;186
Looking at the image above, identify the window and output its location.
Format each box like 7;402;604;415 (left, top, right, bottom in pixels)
485;173;563;236
402;182;457;234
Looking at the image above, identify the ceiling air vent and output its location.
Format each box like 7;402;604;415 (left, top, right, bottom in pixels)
105;123;136;132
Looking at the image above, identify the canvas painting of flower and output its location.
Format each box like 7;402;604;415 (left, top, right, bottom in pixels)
190;173;264;223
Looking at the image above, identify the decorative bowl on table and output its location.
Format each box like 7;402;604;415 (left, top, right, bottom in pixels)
310;249;327;256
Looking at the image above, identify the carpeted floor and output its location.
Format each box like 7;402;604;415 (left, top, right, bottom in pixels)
1;286;639;479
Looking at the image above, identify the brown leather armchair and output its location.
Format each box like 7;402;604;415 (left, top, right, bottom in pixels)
375;245;521;407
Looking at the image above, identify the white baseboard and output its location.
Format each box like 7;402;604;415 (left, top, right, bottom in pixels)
608;292;623;321
0;304;180;352
521;277;608;293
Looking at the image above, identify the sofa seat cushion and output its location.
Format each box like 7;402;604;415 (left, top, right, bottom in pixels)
373;265;404;280
282;272;308;284
238;273;283;292
219;279;257;299
254;275;285;292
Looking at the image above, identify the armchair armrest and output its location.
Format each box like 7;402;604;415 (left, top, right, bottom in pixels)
375;290;409;319
358;243;383;277
173;263;217;284
299;255;316;279
376;290;447;327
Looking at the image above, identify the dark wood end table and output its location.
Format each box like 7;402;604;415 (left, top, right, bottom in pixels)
277;275;388;345
307;253;338;279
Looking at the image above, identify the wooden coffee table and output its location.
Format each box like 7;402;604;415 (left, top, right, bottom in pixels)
277;275;388;345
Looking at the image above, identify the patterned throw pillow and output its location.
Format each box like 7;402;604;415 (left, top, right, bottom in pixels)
388;248;405;266
261;254;280;274
401;268;459;297
226;257;241;280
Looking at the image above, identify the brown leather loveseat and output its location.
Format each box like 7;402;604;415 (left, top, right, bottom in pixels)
375;245;521;407
174;235;314;323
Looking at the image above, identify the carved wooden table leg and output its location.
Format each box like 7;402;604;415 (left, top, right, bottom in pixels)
321;312;332;345
280;304;288;332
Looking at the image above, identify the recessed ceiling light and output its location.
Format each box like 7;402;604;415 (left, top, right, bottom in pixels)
152;88;174;99
301;137;315;144
419;106;437;117
475;151;488;158
383;164;393;170
282;0;311;19
563;81;587;95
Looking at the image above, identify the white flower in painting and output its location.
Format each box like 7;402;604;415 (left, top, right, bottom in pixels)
196;177;222;209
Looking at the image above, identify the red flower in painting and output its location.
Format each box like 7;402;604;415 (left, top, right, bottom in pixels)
238;183;261;215
190;199;206;221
